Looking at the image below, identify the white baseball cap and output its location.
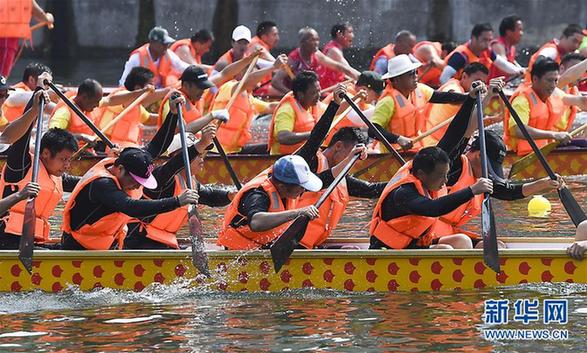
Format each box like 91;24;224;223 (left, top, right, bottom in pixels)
272;155;322;192
232;25;252;42
381;54;422;80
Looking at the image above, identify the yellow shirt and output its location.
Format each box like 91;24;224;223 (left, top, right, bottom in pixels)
270;102;297;154
371;83;435;130
99;105;151;132
0;111;8;128
49;98;106;130
422;80;463;146
212;81;271;113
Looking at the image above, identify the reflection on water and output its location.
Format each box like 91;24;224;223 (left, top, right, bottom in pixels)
1;284;586;352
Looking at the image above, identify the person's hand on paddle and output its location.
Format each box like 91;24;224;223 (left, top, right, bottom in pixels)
36;72;53;89
211;109;229;123
470;177;493;195
78;133;97;147
350;143;368;160
552;131;572;145
333;84;348;105
17;182;41;201
469;81;487;98
195;124;216;153
169;92;186;115
355;89;368;102
487;77;505;97
567;241;587;260
31;89;50;114
535;174;565;192
106;146;122;157
178;189;200;206
297;205;319;219
397;135;413;150
45;13;55;28
272;54;288;70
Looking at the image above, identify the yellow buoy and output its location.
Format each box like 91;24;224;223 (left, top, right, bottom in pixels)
528;195;552;217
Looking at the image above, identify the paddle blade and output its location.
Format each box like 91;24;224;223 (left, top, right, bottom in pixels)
508;142;559;178
187;207;211;277
18;200;36;274
481;198;500;274
270;216;311;273
558;187;587;227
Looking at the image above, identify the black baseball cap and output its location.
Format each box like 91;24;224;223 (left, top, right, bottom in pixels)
115;147;157;189
180;65;215;89
0;76;14;91
356;71;385;93
148;26;175;45
470;130;506;179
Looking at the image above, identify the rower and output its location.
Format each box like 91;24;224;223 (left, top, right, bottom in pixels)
60;94;199;250
271;27;360;95
210;54;288;153
0;73;81;250
98;67;170;148
423;62;490;146
245;21;283;97
1;63;57;125
525;24;584;83
213;25;252;73
170;29;215;70
268;70;326;155
432;81;563;247
49;79;103;148
488;15;525;80
369;145;492;250
124;125;233;249
369;54;468;152
319;23;356;89
370;30;417;76
555;53;586;134
440;23;523;85
568;222;587;260
119;26;190;88
0;0;53;78
504;58;587;156
413;40;453;89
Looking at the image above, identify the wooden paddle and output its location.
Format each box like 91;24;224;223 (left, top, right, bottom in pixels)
72;90;151;159
270;152;362;272
18;95;46;274
284;64;296;80
177;102;211;277
341;93;406;165
46;81;115;149
498;90;587;226
208;54;261;189
30;21;54;32
475;90;500;274
509;121;587;178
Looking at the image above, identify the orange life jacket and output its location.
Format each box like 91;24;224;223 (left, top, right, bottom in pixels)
216;49;235;66
170;39;202;64
0;0;33;39
0;155;62;243
1;82;31;122
429;155;482;238
503;84;566;155
62;158;142;250
247;36;273;85
158;90;203;126
297;152;348;249
377;83;429;150
212;80;255;153
444;42;493;80
142;174;190;249
130;44;173;87
50;93;99;136
422;78;464;145
369;44;395;71
414;41;443;88
525;40;563;82
217;171;297;250
370;162;447;249
97;87;143;147
268;92;324;154
488;36;517;80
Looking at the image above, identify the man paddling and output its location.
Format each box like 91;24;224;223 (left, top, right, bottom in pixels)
489;15;525;80
504;58;587;156
213;25;253;73
370;30;417;75
60;94;199;250
0;73;81;249
319;23;356;89
170;29;215;71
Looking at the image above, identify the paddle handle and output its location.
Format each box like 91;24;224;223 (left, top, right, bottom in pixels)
341;93;406;165
315;153;361;209
30;21;52;32
47;81;115;149
284;64;296;79
100;90;150;134
412;117;454;143
31;96;46;182
475;94;489;179
225;54;259;112
498;90;557;180
213;136;242;190
327;95;363;133
177;102;194;190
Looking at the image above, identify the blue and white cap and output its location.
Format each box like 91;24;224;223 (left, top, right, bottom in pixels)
273;155;322;192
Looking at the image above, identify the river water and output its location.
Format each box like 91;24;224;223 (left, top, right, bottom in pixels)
3;58;586;352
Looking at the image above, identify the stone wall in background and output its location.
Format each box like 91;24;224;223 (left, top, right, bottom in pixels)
31;0;587;58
